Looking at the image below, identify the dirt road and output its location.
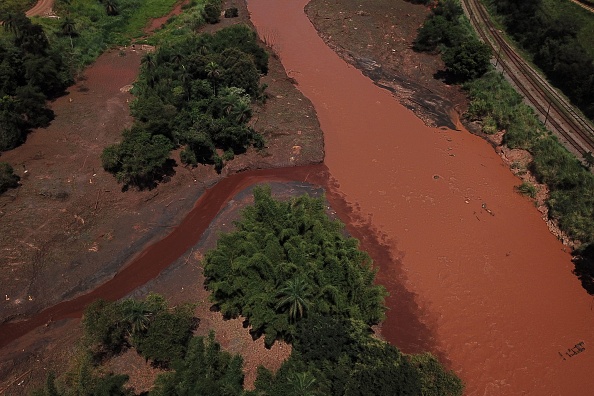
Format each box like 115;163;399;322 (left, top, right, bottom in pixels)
25;0;53;17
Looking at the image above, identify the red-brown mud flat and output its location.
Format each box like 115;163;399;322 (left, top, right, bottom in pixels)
248;0;594;394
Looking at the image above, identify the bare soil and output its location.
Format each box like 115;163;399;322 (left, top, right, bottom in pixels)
0;0;322;393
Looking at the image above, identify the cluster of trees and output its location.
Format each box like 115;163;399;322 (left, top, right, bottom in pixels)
82;294;197;366
203;186;388;347
490;0;594;120
102;24;268;187
34;190;462;396
32;294;198;396
151;313;463;396
0;12;71;152
414;0;491;82
252;313;463;396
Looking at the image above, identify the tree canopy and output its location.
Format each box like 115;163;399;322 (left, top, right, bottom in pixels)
204;185;388;347
103;24;268;188
0;11;71;152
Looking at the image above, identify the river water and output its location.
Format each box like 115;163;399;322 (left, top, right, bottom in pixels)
247;0;594;394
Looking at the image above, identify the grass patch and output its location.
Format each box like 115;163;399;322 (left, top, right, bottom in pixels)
516;181;537;198
33;0;204;73
120;0;180;38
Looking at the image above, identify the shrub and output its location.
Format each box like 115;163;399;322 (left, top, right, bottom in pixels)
0;162;20;194
516;181;538;198
442;38;491;82
202;0;221;24
224;7;238;18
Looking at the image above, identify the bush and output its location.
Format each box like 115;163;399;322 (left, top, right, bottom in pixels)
442;38;491;82
516;181;538;198
0;162;20;194
202;0;221;24
224;7;238;18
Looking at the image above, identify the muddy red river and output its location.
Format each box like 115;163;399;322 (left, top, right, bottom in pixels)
248;0;594;394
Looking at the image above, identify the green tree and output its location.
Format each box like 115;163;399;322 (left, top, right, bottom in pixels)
0;162;20;194
287;372;319;396
276;276;312;322
205;61;221;95
101;127;173;189
151;332;245;396
202;1;221;24
443;39;491;82
60;17;77;37
121;299;153;338
134;305;196;367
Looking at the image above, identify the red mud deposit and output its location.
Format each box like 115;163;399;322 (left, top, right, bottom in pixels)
248;0;594;395
0;165;327;349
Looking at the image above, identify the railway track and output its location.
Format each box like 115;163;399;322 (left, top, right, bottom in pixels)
462;0;594;159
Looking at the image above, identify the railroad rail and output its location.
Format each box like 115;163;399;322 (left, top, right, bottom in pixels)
571;0;594;14
462;0;594;159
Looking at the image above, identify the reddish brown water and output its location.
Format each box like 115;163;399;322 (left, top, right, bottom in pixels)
248;0;594;394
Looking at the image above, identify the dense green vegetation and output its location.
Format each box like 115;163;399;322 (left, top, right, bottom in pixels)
33;191;462;396
413;0;490;82
415;0;594;291
0;12;71;152
204;186;387;347
38;0;184;71
0;0;35;17
32;294;198;396
102;23;267;187
486;0;594;120
1;0;205;195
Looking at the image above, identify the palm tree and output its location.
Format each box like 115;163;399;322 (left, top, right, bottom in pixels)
143;53;158;87
103;0;119;16
287;372;318;396
229;100;252;124
60;17;77;37
2;13;19;37
121;299;153;337
275;276;312;322
60;16;77;49
205;61;220;96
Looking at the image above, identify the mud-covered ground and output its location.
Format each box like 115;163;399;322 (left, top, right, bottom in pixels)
0;0;323;392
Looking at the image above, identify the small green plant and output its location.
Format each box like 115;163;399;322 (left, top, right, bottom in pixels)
516;181;537;198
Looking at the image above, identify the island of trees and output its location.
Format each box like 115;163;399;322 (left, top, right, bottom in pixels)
32;187;463;396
